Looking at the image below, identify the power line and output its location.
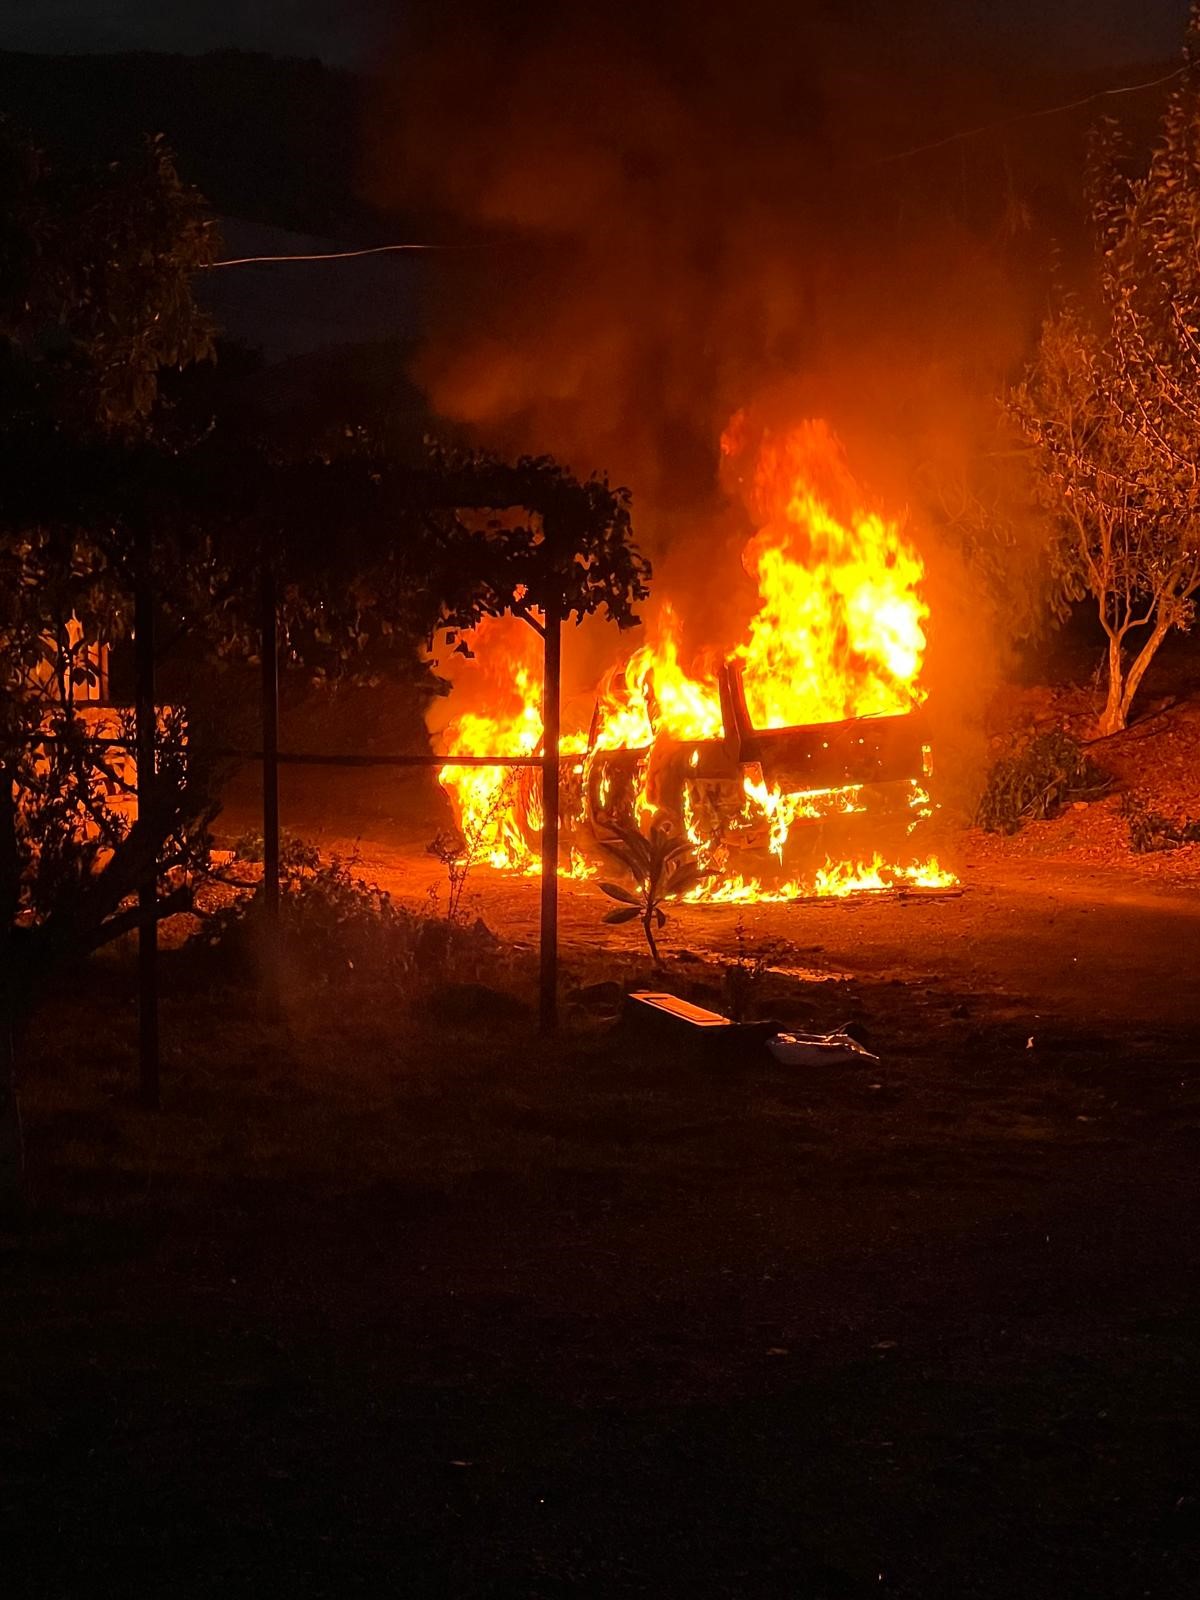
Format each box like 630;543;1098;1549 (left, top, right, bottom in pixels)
201;66;1192;260
203;241;457;269
868;64;1187;168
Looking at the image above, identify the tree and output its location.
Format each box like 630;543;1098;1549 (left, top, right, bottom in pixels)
0;125;218;1188
0;121;653;1172
1010;30;1200;734
410;446;650;1029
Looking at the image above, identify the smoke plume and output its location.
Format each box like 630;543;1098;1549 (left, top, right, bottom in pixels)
366;1;1126;796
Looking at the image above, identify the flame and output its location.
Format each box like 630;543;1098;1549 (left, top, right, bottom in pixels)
683;854;957;905
434;418;956;901
437;640;544;872
592;603;724;750
734;427;928;728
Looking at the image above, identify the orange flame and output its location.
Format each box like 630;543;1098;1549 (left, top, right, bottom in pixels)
435;418;955;900
733;420;927;729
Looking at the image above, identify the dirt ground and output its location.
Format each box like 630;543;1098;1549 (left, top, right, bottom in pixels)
222;758;1200;1034
4;740;1199;1598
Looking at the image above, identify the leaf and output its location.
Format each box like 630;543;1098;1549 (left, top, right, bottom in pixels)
599;881;641;906
623;831;654;875
602;905;641;924
598;840;643;881
598;828;656;884
654;907;667;927
664;863;711;897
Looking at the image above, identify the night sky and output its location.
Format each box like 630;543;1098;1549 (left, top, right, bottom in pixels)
0;0;1191;70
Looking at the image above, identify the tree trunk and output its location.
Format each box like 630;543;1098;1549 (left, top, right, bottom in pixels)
0;990;21;1215
0;764;24;1210
1099;633;1127;735
1119;615;1173;728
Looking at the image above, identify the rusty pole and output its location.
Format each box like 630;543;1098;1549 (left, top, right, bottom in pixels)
260;560;281;1018
539;587;562;1033
134;520;159;1108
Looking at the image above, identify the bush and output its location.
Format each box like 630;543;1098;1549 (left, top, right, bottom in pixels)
976;731;1110;834
227;830;320;872
194;839;509;992
1122;793;1200;854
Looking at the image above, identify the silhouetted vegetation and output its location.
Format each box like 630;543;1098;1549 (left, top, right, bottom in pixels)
976;731;1110;834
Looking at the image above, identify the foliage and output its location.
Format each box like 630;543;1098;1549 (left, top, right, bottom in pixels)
419;445;651;638
227;830;320;872
0;125;217;436
162;428;652;697
0;125;221;1037
1008;24;1200;732
976;731;1110;834
721;917;790;1023
597;820;710;967
0;121;645;997
425;762;528;923
1122;792;1200;853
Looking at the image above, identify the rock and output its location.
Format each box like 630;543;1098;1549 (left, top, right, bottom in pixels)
570;980;624;1009
424;982;532;1024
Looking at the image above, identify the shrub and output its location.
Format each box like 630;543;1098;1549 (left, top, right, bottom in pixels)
1122;793;1200;854
721;919;789;1023
194;839;508;991
976;731;1110;834
597;820;711;967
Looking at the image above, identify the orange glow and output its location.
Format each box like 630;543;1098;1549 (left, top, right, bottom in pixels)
435;418;956;901
731;419;927;728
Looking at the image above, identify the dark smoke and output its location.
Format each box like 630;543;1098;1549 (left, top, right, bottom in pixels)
365;1;1171;801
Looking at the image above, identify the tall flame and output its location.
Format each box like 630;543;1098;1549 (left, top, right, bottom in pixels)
435;418;954;900
729;417;927;728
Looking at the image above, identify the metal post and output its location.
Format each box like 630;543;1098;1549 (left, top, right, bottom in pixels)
260;561;281;1017
539;587;562;1034
134;522;159;1108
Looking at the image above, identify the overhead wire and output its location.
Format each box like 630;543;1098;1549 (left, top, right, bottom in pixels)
866;64;1187;168
198;65;1192;269
203;241;457;269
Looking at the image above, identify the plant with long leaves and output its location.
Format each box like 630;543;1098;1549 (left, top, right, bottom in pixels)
597;820;710;967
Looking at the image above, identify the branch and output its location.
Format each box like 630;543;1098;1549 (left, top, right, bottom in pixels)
82;883;193;954
512;601;546;638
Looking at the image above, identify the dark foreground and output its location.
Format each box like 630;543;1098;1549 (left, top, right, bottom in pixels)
5;910;1200;1598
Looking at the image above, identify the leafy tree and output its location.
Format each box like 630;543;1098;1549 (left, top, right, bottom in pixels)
410;445;649;645
0;125;218;1189
1010;29;1200;733
0;122;652;1180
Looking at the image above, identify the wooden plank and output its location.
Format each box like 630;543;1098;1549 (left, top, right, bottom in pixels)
627;992;732;1028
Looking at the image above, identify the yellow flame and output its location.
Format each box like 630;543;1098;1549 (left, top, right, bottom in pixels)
435;419;956;901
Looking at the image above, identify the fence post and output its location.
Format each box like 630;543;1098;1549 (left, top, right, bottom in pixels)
539;587;562;1034
260;560;281;1018
134;520;159;1109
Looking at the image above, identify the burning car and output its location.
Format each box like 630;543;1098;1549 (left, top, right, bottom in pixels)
436;418;954;902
